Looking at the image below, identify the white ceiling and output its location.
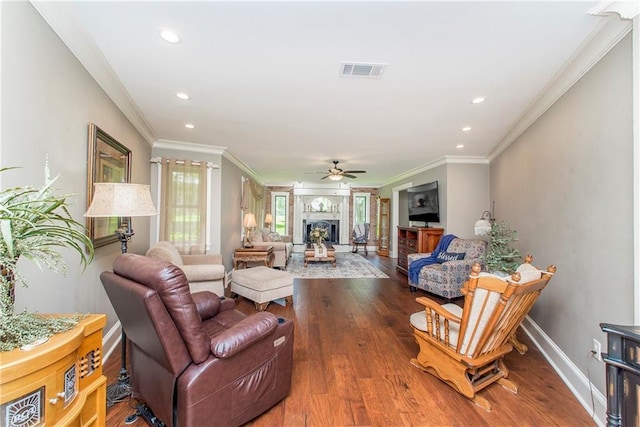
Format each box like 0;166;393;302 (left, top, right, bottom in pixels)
35;1;607;186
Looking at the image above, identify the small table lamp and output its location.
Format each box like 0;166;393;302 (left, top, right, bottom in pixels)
84;182;158;406
243;212;257;248
264;213;273;228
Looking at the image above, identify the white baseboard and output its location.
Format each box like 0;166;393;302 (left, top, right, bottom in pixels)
102;320;122;364
521;316;606;426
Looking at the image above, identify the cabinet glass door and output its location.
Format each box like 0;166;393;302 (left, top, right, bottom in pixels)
377;198;390;256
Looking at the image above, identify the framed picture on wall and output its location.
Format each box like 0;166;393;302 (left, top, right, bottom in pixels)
86;123;131;248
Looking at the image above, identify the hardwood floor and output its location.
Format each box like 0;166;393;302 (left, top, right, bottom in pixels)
104;255;596;426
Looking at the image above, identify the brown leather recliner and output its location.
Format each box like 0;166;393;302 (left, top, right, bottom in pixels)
100;254;294;427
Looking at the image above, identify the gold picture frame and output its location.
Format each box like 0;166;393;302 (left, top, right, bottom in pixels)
86;123;131;248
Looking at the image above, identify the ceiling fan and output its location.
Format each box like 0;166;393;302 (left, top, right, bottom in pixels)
314;160;367;181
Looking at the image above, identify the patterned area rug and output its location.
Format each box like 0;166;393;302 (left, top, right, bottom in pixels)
285;252;389;279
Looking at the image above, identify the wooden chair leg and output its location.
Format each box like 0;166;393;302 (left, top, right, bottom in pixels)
510;331;528;354
255;302;270;312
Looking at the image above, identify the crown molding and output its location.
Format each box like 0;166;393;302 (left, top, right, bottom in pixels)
588;1;640;20
384;155;488;187
488;12;632;162
154;139;227;155
31;1;157;145
222;151;264;185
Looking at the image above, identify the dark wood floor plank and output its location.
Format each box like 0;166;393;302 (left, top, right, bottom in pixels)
104;254;596;426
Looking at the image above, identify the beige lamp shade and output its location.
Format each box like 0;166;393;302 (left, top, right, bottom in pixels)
264;213;273;225
84;183;158;217
243;212;257;228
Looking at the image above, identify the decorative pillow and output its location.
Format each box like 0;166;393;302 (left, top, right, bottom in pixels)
260;229;272;242
269;232;283;242
515;263;542;284
436;252;466;263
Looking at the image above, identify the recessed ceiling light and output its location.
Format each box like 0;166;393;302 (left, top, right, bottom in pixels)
456;144;464;149
160;29;181;44
176;92;190;100
185;123;195;129
471;97;485;104
462;126;471;132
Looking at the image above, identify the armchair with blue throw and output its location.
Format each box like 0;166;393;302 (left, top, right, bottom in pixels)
408;235;487;300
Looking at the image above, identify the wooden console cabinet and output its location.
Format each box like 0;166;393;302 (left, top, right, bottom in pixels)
0;314;107;426
396;226;444;275
601;323;640;427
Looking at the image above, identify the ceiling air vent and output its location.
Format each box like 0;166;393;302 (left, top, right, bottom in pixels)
340;62;387;78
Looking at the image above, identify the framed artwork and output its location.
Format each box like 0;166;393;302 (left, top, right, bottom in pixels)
86;123;131;248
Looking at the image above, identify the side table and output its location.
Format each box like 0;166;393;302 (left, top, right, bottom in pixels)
234;245;274;269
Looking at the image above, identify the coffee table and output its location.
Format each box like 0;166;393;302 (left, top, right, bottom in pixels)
304;243;336;267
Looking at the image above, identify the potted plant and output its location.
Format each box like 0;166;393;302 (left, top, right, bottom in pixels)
0;163;94;351
483;221;522;275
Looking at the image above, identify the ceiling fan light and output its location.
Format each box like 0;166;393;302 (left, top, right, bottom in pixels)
328;174;343;181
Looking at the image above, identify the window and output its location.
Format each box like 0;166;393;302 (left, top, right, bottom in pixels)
272;192;289;235
160;159;207;254
353;192;371;225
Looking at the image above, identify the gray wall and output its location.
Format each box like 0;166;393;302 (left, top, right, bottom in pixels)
446;163;490;239
381;162;490;249
490;34;634;392
219;156;245;268
1;2;152;332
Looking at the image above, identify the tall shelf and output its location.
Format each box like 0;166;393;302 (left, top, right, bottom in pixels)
377;198;390;256
396;226;444;275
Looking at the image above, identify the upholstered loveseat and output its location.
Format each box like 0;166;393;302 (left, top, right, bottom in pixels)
251;228;293;268
146;241;227;296
407;237;487;300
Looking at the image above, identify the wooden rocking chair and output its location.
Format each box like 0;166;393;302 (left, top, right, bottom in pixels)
409;256;556;411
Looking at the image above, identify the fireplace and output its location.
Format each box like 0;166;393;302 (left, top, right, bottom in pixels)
303;220;340;244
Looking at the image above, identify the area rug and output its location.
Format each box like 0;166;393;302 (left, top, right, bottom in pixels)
285;252;389;279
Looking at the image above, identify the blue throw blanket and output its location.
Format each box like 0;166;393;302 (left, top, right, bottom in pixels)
408;234;458;283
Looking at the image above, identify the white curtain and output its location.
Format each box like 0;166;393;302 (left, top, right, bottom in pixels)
160;158;207;254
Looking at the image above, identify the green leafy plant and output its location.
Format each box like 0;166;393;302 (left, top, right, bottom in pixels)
483;221;522;274
0;163;94;351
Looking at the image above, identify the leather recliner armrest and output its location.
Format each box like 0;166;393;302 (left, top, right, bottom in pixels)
210;312;278;358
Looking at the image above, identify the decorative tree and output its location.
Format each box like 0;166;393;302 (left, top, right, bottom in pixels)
484;221;522;274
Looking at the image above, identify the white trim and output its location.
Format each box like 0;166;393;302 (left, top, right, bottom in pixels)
271;191;290;234
384;156;487;188
101;321;122;364
521;316;606;426
153;139;227;155
391;181;413;258
588;1;640;20
222;150;264;185
352;192;371;226
31;2;157;146
488;16;632;162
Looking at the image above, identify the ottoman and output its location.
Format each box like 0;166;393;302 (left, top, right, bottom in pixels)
231;266;294;311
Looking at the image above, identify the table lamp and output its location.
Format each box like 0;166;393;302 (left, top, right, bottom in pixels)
243;212;257;247
264;213;273;228
84;182;158;406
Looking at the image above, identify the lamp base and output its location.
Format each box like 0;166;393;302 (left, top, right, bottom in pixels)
106;368;132;407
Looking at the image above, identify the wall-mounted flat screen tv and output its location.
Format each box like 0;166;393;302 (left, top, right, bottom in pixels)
407;181;440;224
